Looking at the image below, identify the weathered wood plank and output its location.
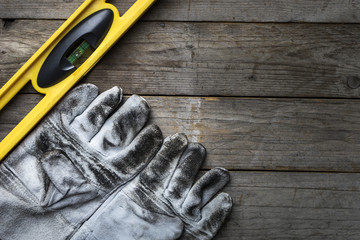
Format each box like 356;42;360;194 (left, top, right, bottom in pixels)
1;20;360;98
2;0;360;23
215;171;360;240
1;94;359;172
0;124;13;142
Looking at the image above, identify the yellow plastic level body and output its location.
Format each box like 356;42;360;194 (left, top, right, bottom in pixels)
0;0;156;161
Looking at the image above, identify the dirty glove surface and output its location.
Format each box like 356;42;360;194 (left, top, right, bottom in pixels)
72;133;232;240
0;84;163;239
0;84;232;240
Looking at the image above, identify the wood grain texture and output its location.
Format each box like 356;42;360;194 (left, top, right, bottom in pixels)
1;0;360;23
1;1;360;239
1;94;359;172
214;171;360;240
1;20;360;98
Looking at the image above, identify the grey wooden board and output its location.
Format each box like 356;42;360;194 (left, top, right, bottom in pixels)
1;1;360;239
1;20;360;98
1;94;359;172
214;171;360;240
2;0;360;23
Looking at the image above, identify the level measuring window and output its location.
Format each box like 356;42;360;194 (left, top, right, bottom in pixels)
66;40;95;68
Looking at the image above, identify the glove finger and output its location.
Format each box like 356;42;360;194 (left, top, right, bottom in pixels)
51;84;99;124
139;133;188;194
70;86;122;141
41;151;87;194
90;95;150;156
104;124;163;182
181;192;232;240
181;168;230;221
164;143;206;209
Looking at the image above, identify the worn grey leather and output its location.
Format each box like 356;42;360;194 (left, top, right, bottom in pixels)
0;84;162;239
72;134;232;240
0;84;232;240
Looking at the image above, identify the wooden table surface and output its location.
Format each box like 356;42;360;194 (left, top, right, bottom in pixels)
1;0;360;239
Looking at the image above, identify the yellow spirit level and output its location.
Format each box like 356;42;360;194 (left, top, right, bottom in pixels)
0;0;156;161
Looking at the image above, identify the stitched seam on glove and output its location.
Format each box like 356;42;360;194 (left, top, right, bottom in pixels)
49;117;160;197
44;119;132;229
47;118;120;189
0;164;39;205
68;221;97;240
183;225;213;240
124;184;175;217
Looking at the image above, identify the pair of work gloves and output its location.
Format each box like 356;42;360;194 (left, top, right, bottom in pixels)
0;84;232;240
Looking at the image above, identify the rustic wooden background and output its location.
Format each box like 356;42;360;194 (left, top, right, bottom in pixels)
1;0;360;239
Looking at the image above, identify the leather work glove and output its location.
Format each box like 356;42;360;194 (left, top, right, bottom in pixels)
0;84;232;240
0;84;162;239
72;133;232;240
